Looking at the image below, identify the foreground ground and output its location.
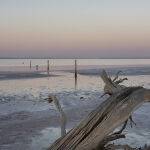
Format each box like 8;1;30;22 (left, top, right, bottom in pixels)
0;70;150;150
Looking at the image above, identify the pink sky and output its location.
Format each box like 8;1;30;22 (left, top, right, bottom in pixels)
0;0;150;58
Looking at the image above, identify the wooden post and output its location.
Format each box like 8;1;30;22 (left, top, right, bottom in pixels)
36;65;39;71
30;60;32;69
47;60;50;75
75;59;77;89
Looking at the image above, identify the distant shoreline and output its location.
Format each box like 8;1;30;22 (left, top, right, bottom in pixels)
0;58;150;59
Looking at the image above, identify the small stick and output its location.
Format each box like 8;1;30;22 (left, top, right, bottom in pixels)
129;115;136;127
113;120;128;135
113;71;123;82
115;78;128;84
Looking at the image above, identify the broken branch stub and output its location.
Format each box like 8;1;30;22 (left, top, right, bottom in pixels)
48;95;67;137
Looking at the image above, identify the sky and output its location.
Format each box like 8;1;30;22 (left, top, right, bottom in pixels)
0;0;150;58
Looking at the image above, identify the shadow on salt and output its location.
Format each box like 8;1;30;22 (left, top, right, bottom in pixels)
114;129;150;148
30;127;70;150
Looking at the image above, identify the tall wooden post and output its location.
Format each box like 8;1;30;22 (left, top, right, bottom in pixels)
75;59;77;89
36;65;39;71
30;60;32;69
47;60;50;75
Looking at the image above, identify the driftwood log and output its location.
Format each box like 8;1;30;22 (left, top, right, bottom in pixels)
49;70;150;150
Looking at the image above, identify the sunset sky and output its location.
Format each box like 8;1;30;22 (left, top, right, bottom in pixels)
0;0;150;58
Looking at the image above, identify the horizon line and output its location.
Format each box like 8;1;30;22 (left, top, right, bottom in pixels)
0;57;150;59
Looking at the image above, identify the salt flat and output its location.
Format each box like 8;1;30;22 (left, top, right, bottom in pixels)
0;62;150;149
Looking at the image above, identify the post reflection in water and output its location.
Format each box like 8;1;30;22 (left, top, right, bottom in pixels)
74;59;78;90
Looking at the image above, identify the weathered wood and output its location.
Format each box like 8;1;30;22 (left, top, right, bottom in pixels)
49;70;150;150
47;60;50;75
48;95;67;137
101;70;125;95
30;60;32;69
